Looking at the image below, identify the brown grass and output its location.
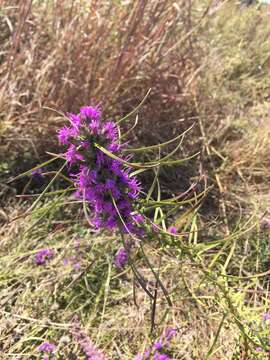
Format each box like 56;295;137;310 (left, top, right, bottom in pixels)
0;0;207;161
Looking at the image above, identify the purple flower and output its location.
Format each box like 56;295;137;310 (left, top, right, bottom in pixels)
142;349;151;359
163;327;177;341
38;342;56;352
34;249;54;265
65;144;83;164
153;342;163;351
262;312;270;321
80;105;101;121
133;214;144;223
135;327;176;360
153;354;170;360
105;178;116;190
58;126;77;145
58;105;143;234
134;349;151;360
31;168;42;176
31;168;43;180
73;262;81;270
135;356;143;360
70;319;107;360
108;143;121;152
96;150;105;167
168;226;177;235
89;119;100;135
68;113;81;127
109;159;121;174
127;177;142;198
103;121;118;141
114;248;128;269
261;218;270;231
63;258;69;266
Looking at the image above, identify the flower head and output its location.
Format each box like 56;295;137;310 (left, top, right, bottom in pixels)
31;168;43;178
153;354;170;360
34;249;54;265
135;327;176;360
262;312;270;321
261;218;270;231
38;342;56;352
114;248;128;269
153;342;163;351
80;105;101;121
168;226;177;235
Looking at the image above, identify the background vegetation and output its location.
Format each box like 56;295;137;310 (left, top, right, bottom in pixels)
1;0;270;359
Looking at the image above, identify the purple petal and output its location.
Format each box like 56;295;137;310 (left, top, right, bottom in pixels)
168;226;177;235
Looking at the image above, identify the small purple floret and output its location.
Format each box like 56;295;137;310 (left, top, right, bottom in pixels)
164;327;177;341
38;342;56;352
153;342;163;351
135;356;143;360
58;126;77;145
135;327;176;360
168;226;177;235
68;113;81;127
80;105;101;121
262;312;270;321
34;249;54;265
261;218;270;231
133;214;144;223
114;248;128;269
70;319;107;360
153;354;170;360
31;168;43;177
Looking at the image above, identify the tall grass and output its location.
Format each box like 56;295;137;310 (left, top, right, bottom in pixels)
0;0;201;155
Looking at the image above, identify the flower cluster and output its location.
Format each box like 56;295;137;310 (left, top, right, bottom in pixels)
114;247;128;269
70;318;107;360
32;168;43;178
38;342;56;360
262;312;270;321
168;226;177;235
34;249;54;265
261;218;270;231
135;327;176;360
58;106;142;234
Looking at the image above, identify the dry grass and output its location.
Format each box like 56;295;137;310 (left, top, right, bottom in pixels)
1;203;269;359
0;0;202;162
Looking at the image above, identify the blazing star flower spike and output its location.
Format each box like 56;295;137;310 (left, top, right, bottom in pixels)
57;105;143;234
